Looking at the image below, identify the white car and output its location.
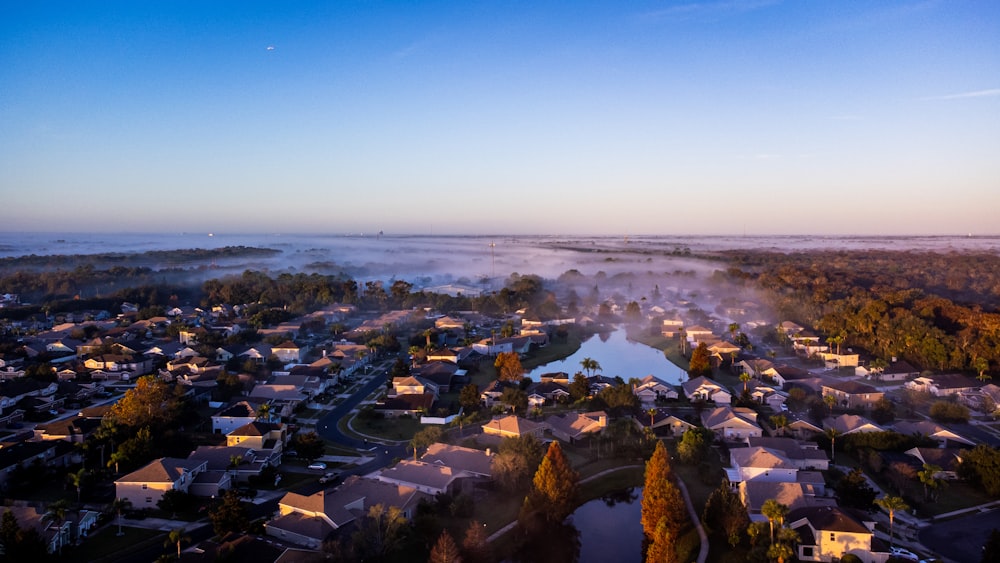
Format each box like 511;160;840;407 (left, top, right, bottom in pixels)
889;546;919;561
307;462;327;470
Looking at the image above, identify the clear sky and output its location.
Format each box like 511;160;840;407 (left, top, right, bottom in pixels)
2;1;998;236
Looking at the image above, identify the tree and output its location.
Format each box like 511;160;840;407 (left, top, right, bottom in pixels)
761;499;789;544
67;468;87;504
728;322;740;342
677;427;711;465
522;441;579;524
108;375;173;429
255;403;272;422
353;504;410;561
642;441;685;541
500;386;527;414
982;529;1000;563
428;530;462;563
702;480;750;548
917;463;945;502
687;342;712;378
492;435;544;492
569;372;590;402
166;527;191;559
768;527;799;563
875;495;909;547
0;509;20;553
459;383;480;412
825;427;841;461
958;444;1000;497
461;520;491;563
647;407;658;427
975;357;992;382
291;431;325;461
739;372;752;393
208;490;249;536
645;517;678;563
494;352;524;383
410;426;443;461
112;497;131;536
770;414;788;437
930;400;970;422
580;357;601;377
834;467;877;510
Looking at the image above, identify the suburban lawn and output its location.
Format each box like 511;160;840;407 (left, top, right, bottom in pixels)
351;414;425;442
64;526;165;563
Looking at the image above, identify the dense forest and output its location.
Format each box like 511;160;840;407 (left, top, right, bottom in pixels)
722;250;1000;374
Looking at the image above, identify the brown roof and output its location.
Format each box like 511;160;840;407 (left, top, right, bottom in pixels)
116;457;204;484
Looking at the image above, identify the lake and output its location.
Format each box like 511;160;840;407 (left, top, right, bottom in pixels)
574;487;645;563
527;328;687;386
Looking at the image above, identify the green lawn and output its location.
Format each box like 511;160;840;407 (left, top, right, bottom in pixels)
351;414;425;441
64;526;165;563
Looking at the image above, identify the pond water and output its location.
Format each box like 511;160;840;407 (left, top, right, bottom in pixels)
527;328;687;385
573;487;645;563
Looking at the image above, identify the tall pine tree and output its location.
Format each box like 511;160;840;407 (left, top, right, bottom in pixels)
642;441;685;535
521;441;579;524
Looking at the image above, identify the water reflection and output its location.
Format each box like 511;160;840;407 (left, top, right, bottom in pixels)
572;487;644;563
527;328;686;385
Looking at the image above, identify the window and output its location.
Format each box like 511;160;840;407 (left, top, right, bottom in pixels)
829;533;835;541
145;497;152;503
141;484;148;489
802;547;814;557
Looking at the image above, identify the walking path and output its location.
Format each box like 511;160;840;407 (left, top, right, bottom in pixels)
486;464;709;563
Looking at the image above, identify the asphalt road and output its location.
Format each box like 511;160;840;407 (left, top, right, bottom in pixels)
919;509;1000;563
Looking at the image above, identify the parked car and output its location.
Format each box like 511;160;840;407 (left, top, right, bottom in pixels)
319;471;338;484
890;547;919;561
307;461;327;471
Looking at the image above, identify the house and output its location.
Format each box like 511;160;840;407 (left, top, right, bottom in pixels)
746;437;829;471
739;481;835;522
822;414;883;435
481;415;544;440
391;376;439;398
0;441;74;489
544;411;608;443
420;443;494;480
526;380;570;406
212;400;264;434
480;380;518;407
708;341;742;365
859;357;919;382
239;344;273;364
820;379;883;410
904;447;963;480
726;446;798;485
411;361;466;393
785;417;823;440
373;393;436;417
789;506;876;563
633;375;678;405
905;374;979;397
817;350;860;369
892;420;975;448
375;460;470;496
700;406;763;441
744;380;788;411
778;321;805;335
115;457;208;507
266;476;427;549
272;341;304;363
682;376;732;404
0;505;73;554
33;416;103;443
188;445;276;485
226;421;287;452
634;408;697;438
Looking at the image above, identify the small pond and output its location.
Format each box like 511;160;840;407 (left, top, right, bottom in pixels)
573;487;644;563
527;328;686;385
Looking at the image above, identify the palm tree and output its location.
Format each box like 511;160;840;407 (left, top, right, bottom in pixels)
975;357;992;382
823;394;837;411
580;358;600;377
112;497;132;536
740;372;752;393
67;468;87;504
770;414;788;437
760;499;789;544
728;322;740;342
875;495;909;547
41;499;70;554
256;403;272;422
108;450;127;474
166;527;191;559
647;407;658;427
870;358;888;382
824;427;841;461
917;463;944;502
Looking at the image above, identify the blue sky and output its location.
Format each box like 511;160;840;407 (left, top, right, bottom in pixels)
2;1;998;236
